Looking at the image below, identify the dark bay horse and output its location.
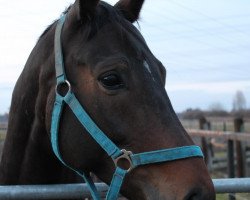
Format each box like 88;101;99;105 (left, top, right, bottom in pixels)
0;0;215;199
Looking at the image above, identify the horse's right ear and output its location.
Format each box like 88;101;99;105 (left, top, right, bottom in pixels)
75;0;100;22
115;0;145;23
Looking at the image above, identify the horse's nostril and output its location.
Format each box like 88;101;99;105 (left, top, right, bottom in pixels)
184;188;202;200
184;187;215;200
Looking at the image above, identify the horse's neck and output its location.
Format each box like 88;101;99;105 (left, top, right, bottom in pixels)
0;33;79;184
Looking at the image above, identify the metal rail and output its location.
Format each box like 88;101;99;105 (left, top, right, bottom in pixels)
0;178;250;199
0;183;107;199
214;178;250;193
187;129;250;142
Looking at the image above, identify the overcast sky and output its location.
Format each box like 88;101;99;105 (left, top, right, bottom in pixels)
0;0;250;113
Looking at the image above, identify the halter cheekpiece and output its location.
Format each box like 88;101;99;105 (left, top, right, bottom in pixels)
51;14;204;200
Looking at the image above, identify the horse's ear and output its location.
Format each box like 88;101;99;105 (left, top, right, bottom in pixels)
75;0;100;21
115;0;145;23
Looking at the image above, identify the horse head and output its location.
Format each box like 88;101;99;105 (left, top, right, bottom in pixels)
1;0;215;199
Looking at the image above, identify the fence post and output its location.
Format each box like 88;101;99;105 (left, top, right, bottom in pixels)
234;118;245;178
226;118;244;200
223;121;227;132
199;117;213;170
199;117;208;163
227;139;235;200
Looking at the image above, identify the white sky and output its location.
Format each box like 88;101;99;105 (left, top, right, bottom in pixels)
0;0;250;113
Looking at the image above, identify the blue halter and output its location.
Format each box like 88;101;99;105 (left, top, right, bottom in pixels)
51;15;204;200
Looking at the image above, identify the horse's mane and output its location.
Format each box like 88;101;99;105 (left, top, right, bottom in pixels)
39;5;72;39
39;2;123;41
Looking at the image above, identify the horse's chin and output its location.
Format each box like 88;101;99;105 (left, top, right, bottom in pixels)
119;161;215;200
121;176;176;200
122;182;215;200
121;181;172;200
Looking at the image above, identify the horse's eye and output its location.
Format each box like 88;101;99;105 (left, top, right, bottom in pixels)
98;72;125;90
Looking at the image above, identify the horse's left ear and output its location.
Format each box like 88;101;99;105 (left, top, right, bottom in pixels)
75;0;100;21
115;0;145;23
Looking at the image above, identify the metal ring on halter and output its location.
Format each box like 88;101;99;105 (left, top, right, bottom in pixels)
55;80;71;97
113;149;134;172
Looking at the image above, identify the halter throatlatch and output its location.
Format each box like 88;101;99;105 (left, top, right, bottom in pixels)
51;15;204;200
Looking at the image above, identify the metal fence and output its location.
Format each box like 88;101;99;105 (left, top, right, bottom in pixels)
0;178;249;199
1;121;250;199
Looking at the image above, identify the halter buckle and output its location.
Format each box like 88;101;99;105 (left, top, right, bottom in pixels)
55;80;71;97
113;149;134;172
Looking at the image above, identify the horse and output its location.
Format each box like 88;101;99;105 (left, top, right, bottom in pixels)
0;0;215;199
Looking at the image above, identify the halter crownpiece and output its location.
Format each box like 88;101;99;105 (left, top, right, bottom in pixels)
51;14;204;200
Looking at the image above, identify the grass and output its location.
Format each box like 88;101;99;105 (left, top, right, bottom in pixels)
0;130;6;141
216;194;250;200
216;194;228;200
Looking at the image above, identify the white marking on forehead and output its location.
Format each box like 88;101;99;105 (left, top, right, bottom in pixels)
143;60;152;74
143;60;156;81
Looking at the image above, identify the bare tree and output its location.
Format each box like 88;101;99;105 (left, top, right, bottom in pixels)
209;102;225;112
232;90;247;111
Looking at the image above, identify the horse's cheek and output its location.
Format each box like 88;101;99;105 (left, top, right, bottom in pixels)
45;88;56;134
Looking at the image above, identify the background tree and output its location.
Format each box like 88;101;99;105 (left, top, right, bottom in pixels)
209;102;225;112
207;102;228;117
232;90;247;111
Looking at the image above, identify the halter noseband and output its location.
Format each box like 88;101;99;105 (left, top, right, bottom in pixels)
51;15;204;200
